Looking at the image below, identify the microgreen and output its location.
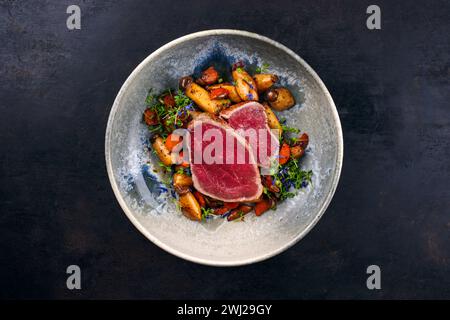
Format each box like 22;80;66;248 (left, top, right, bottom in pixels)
281;123;300;134
255;63;270;74
201;207;214;220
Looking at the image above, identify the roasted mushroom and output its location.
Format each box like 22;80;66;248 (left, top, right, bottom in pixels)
266;88;295;111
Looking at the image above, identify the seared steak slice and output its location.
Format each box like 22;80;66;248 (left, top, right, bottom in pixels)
221;101;279;168
187;114;263;202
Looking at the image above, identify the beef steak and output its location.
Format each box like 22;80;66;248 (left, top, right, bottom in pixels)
187;114;263;202
220;101;279;168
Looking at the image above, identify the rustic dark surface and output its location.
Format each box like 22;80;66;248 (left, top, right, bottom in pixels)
0;0;449;299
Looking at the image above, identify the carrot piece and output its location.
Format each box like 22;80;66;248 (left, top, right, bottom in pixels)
163;94;176;107
179;151;190;167
209;88;229;100
214;207;230;215
255;199;274;216
143;109;158;126
227;205;253;221
279;143;290;165
223;202;239;209
165;133;182;152
193;191;206;208
262;175;280;193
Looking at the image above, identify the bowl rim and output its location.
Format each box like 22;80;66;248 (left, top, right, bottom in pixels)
105;29;344;266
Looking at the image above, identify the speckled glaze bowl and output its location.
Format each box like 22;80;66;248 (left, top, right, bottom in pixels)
105;30;343;266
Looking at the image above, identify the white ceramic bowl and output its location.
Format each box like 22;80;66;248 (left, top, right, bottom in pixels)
105;30;343;266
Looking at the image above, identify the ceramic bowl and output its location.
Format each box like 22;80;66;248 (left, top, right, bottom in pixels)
105;30;343;266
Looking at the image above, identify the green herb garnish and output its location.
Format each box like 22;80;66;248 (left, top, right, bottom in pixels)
274;158;313;200
255;63;270;74
201;207;214;220
158;162;172;173
281;123;300;134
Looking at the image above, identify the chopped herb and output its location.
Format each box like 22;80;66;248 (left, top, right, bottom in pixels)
145;89;156;105
201;207;214;220
281;123;300;134
145;88;195;135
218;78;223;83
176;167;185;175
158;162;172;173
174;89;191;107
255;63;270;74
275;157;313;200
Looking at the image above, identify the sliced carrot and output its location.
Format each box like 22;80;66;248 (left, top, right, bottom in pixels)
179;151;190;167
165;133;182;152
193;191;206;208
223;202;239;209
262;175;280;193
227;205;253;221
214;207;230;215
279;143;290;165
209;88;229;100
143;109;158;126
255;199;274;216
163;94;176;107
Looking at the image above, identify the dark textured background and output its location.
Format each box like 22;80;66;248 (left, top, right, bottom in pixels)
0;0;449;299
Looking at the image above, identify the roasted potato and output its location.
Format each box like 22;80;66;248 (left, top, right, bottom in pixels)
263;103;282;135
253;74;278;93
172;172;193;194
152;136;172;166
232;69;258;101
179;192;202;221
208;83;242;103
185;82;223;114
266;88;295;111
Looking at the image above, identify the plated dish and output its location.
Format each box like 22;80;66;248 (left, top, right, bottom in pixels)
143;63;313;222
105;30;343;265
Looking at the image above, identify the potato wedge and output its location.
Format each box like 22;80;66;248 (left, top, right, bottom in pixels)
214;99;231;109
268;88;295;111
208;83;242;103
179;192;202;221
173;172;193;194
185;82;222;114
152;136;172;166
263;103;282;135
235;78;258;101
232;69;258;101
254;74;278;92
